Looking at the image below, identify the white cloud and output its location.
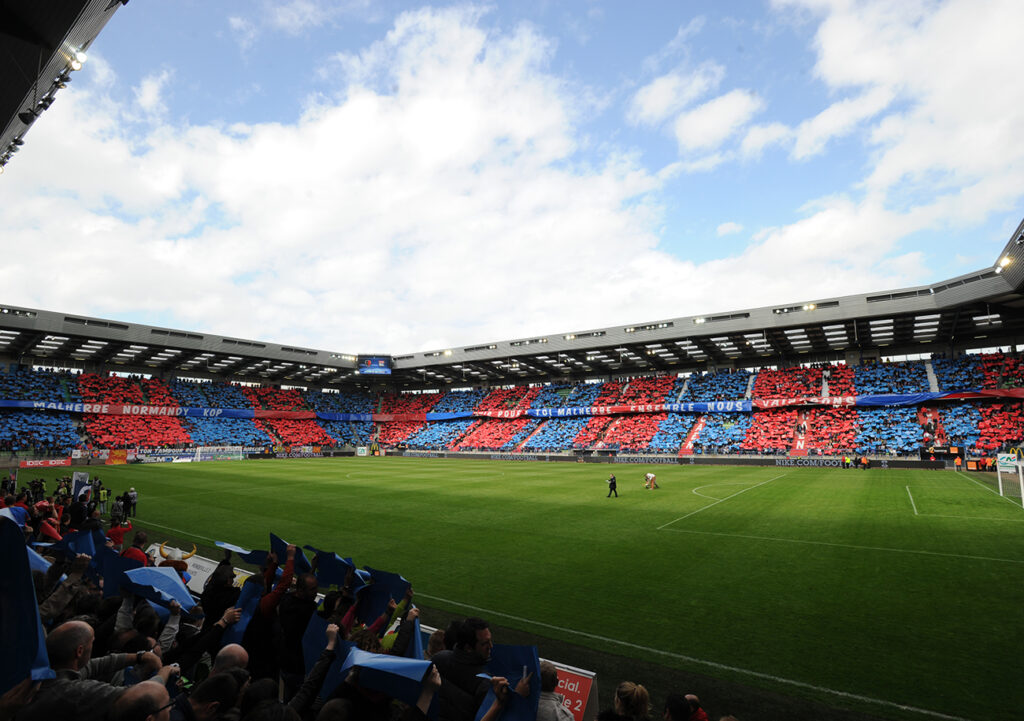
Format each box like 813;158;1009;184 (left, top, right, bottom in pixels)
740;122;791;158
792;85;893;159
717;222;743;236
228;17;258;50
133;69;173;117
627;62;724;127
673;89;764;152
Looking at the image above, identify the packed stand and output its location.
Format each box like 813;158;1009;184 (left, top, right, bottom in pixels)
404;419;478;449
0;368;73;403
429;389;486;413
0;411;81;454
529;383;574;409
572;416;614;449
474;386;541;412
601;413;666;451
740;408;798;453
694;414;753;454
241;387;308;411
750;367;823;400
520;417;591;452
380;393;439;414
646;413;700;453
453;418;541;451
853;360;930;394
822;363;855;396
616;375;678;405
976;402;1024;453
937;403;981;451
931;355;984;391
254;419;335;446
376;421;425;446
321;420;374;447
302;389;377;414
855;407;921;455
183;417;273;447
792;408;858;455
680;369;751;402
79;374;191;448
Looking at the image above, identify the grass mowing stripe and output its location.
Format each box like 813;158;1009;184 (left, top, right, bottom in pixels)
656;473;787;529
906;485;919;515
658;527;1024;564
416;592;975;721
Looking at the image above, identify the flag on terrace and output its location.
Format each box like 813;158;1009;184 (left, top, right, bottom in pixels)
0;518;55;696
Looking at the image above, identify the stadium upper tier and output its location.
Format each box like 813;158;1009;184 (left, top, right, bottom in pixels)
1;361;1022;456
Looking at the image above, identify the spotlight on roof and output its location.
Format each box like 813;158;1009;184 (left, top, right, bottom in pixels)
999;256;1012;268
17;109;38;125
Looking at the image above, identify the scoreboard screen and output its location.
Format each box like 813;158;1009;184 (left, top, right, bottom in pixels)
357;355;392;375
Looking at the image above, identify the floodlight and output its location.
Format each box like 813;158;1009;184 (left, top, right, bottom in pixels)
999;256;1011;268
18;110;37;125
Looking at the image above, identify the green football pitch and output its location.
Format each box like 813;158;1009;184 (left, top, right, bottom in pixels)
36;458;1024;720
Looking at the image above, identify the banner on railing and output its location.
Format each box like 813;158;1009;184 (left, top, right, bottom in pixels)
2;387;1021;424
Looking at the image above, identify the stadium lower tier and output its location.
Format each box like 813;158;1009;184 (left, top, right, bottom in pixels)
2;400;1021;456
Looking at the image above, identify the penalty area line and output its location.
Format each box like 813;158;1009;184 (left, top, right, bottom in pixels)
906;486;919;515
657;473;787;530
415;592;973;721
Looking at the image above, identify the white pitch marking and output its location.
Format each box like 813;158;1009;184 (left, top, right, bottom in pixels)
657;473;787;530
134;519;223;545
415;593;974;721
906;485;919;515
692;482;750;501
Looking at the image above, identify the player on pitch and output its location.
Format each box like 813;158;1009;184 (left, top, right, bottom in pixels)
644;472;659;489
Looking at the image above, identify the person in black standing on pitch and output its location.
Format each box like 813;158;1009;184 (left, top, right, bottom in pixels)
606;473;618;498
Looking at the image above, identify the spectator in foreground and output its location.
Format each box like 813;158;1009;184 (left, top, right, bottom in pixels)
597;681;649;721
537;660;573;721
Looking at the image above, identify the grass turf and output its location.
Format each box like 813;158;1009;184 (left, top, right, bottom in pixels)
34;458;1024;720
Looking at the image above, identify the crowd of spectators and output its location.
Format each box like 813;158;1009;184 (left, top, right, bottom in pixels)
0;411;81;455
520;418;591;453
693;414;752;455
0;360;1022;456
600;413;666;452
302;390;377;415
855;408;921;455
931;356;984;392
853;360;930;394
454;418;541;451
750;367;823;400
404;420;478;450
679;370;751;403
0;369;73;403
646;413;699;454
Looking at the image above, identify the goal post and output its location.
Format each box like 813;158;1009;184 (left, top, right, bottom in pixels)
995;453;1024;506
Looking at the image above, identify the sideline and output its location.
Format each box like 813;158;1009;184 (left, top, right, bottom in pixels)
416;592;974;721
657;473;787;530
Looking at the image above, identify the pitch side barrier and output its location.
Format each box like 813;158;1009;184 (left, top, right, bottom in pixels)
400;449;945;470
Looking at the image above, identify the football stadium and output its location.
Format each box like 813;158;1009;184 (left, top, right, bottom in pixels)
2;4;1024;721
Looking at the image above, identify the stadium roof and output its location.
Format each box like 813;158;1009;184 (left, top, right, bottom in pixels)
0;219;1021;389
0;0;123;173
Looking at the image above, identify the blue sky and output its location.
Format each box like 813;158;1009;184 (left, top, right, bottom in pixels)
2;0;1022;354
